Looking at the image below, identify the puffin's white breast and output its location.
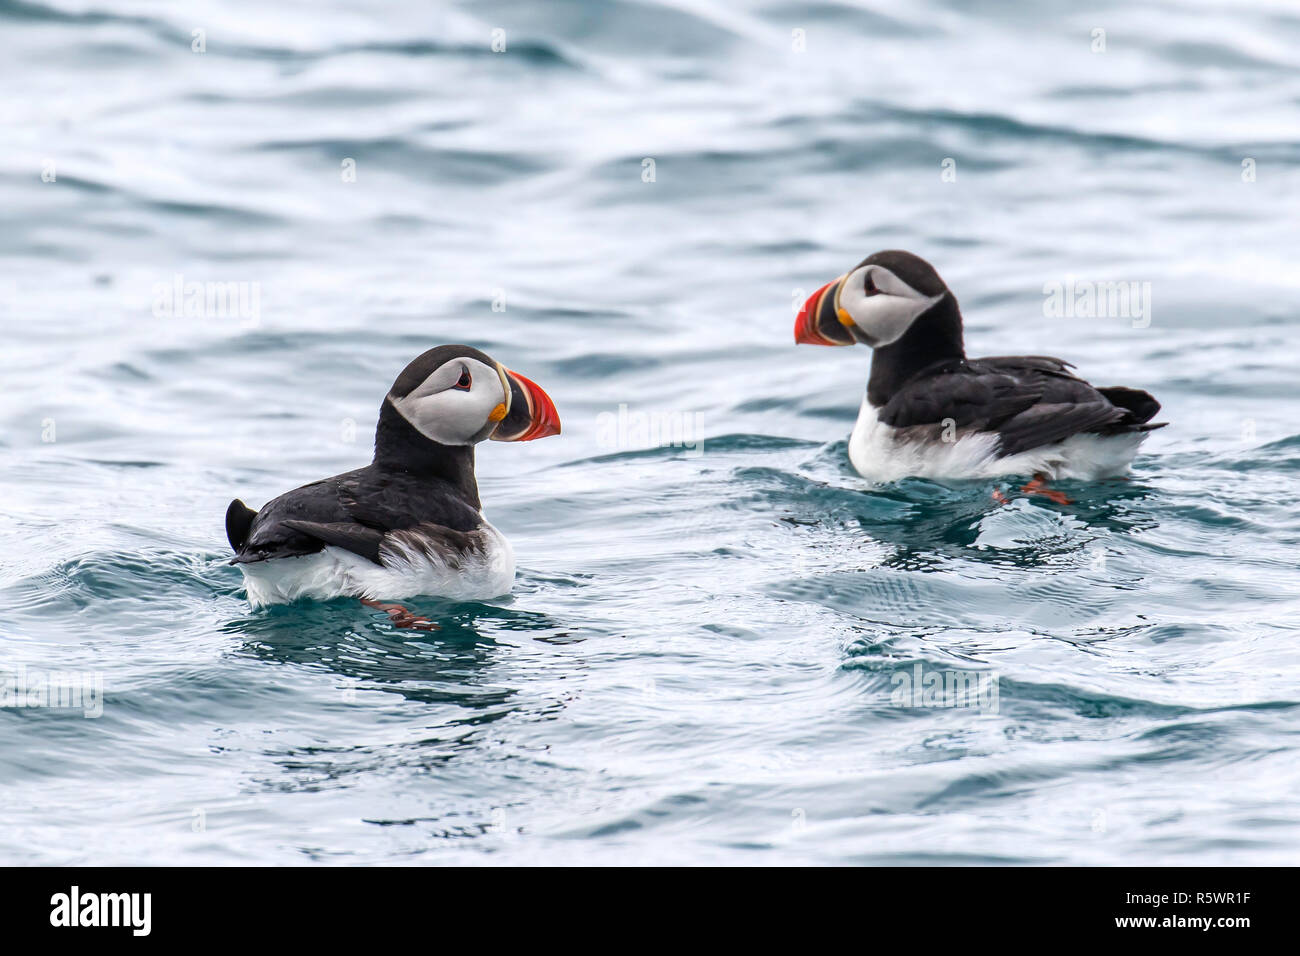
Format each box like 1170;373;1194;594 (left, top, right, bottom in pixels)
238;520;515;609
847;397;1148;482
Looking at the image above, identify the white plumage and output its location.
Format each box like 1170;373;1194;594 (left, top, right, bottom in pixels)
239;521;515;608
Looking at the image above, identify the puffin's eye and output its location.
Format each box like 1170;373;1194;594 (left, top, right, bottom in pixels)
863;271;879;296
454;369;472;390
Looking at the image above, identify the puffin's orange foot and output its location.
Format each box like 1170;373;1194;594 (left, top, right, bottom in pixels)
359;598;439;631
1021;474;1071;505
991;488;1010;504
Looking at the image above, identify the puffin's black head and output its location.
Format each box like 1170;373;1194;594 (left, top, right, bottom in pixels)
385;344;560;447
794;250;956;349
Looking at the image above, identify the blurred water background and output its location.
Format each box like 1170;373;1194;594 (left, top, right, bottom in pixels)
2;0;1299;864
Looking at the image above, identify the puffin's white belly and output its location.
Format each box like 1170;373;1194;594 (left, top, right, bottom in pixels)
238;520;515;609
847;397;1148;483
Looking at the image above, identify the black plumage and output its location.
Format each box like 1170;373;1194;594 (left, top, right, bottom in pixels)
877;355;1163;457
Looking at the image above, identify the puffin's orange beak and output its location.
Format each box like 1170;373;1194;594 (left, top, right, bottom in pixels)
492;368;561;442
794;277;855;346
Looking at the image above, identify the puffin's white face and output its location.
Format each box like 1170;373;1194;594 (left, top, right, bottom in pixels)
390;356;509;446
836;264;945;348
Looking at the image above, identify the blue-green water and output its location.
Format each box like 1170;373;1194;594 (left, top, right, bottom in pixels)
2;0;1299;864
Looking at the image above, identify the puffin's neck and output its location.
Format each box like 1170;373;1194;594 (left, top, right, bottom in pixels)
373;400;481;509
866;294;965;407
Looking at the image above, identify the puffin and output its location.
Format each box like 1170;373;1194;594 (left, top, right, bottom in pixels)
794;250;1164;496
225;344;560;626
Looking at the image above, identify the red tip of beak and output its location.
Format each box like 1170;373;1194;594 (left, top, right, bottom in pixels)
509;369;561;441
794;280;850;346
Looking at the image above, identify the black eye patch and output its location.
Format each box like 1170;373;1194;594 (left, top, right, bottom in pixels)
453;368;472;390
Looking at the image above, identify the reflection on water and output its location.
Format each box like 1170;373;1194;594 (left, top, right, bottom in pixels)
225;599;569;710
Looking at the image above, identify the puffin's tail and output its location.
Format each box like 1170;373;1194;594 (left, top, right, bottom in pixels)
225;499;257;552
1098;386;1165;428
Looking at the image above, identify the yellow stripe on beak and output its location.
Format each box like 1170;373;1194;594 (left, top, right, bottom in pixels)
831;273;854;328
493;363;513;420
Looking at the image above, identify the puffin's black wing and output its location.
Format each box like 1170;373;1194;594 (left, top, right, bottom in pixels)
229;466;483;566
992;401;1127;456
981;357;1164;431
277;520;384;564
333;471;482;536
879;365;1045;431
879;355;1164;458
